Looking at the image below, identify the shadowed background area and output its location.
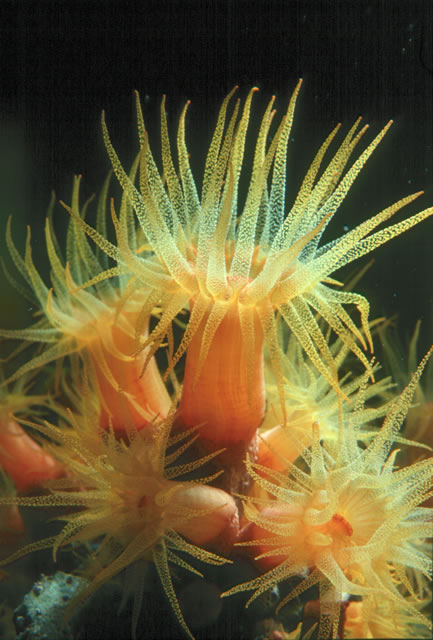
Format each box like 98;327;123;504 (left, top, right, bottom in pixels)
0;0;432;352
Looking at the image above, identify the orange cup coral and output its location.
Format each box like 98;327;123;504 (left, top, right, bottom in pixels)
94;82;433;457
222;349;433;639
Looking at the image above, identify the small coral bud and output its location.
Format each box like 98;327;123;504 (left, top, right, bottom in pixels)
0;418;64;491
175;484;239;551
257;421;309;472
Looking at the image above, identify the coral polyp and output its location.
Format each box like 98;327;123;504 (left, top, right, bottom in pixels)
257;326;394;472
99;82;432;428
0;83;432;639
0;178;171;433
222;350;433;638
0;370;64;491
0;401;236;639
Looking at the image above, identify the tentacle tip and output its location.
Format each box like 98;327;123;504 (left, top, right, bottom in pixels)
312;421;320;438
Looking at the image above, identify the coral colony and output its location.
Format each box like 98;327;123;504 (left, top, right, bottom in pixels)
0;81;432;639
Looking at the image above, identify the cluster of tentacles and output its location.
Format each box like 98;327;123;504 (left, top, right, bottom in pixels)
0;83;432;639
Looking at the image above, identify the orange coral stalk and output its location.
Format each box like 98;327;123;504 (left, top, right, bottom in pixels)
89;312;171;432
178;303;265;448
257;423;304;473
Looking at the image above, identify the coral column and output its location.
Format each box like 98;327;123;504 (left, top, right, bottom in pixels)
177;304;265;477
88;311;171;434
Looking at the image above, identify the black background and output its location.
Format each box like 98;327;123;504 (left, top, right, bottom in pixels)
0;0;432;352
